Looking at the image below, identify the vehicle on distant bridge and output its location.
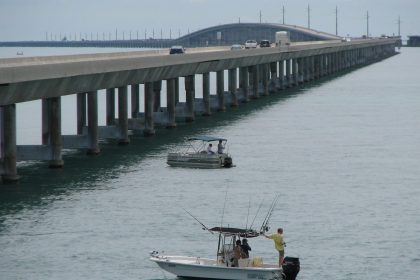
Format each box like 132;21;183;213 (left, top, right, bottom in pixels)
169;46;185;54
260;40;271;48
244;40;258;49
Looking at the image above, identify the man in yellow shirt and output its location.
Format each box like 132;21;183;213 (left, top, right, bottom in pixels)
263;228;285;267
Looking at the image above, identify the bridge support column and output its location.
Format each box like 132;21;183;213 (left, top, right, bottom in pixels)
239;67;249;102
87;91;100;155
44;97;64;167
328;54;332;74
297;58;304;83
310;56;315;80
153;81;162;112
270;62;278;93
293;59;299;86
217;70;226;111
185;75;195;122
166;78;177;128
262;64;269;96
1;105;19;182
305;57;310;81
131;84;140;118
202;73;211;116
251;65;259;98
106;88;115;125
279;60;285;89
118;86;129;144
228;68;238;106
77;93;87;134
175;78;180;104
319;55;324;76
285;59;291;87
144;82;155;136
314;55;322;79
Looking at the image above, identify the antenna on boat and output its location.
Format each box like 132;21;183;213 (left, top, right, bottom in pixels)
217;187;229;262
182;208;214;235
259;194;280;234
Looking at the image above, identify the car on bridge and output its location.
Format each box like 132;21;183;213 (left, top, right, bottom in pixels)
244;40;257;49
169;46;185;54
230;44;243;50
260;40;271;47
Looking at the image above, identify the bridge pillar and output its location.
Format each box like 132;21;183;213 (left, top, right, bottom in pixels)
328;54;333;74
87;91;100;155
300;57;309;83
1;105;19;182
217;71;226;111
106;88;116;125
335;52;340;72
310;56;315;80
202;73;211;116
279;60;285;89
45;97;64;167
153;81;162;112
175;78;180;104
297;58;304;83
228;68;238;106
239;67;249;102
166;78;177;128
293;59;299;86
144;82;155;136
285;59;291;87
319;55;324;76
251;65;259;98
118;86;130;144
77;93;87;134
131;84;140;118
262;64;269;96
314;56;320;79
270;62;278;93
185;75;195;122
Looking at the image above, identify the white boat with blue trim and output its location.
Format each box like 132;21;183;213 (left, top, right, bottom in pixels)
167;136;233;168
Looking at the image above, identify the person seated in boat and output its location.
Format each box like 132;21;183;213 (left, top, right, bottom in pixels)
217;140;225;154
240;238;251;259
233;239;243;267
207;143;215;154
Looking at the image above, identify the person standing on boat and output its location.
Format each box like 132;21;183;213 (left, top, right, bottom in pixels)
207;143;215;154
263;228;285;267
233;239;243;267
217;140;225;154
240;239;251;258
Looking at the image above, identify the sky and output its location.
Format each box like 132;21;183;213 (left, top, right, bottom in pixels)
0;0;418;41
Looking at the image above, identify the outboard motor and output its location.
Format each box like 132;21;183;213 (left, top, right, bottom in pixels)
282;257;300;280
223;157;233;167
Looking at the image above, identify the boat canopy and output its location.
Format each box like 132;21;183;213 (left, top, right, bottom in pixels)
187;136;227;142
209;227;260;238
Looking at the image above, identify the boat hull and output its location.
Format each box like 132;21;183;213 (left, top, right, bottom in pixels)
150;255;282;280
167;153;233;169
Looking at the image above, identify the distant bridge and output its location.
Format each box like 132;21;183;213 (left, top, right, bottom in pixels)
0;23;340;49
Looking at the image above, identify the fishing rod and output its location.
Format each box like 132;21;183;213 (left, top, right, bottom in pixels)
260;194;280;234
244;198;251;230
249;198;265;230
182;208;214;235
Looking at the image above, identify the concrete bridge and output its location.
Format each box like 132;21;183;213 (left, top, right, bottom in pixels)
0;38;398;182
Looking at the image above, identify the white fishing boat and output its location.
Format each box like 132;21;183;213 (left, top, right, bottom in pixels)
167;136;233;168
150;197;300;280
